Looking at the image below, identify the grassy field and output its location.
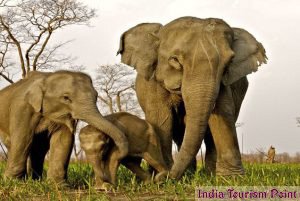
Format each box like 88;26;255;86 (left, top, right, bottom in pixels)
0;162;299;200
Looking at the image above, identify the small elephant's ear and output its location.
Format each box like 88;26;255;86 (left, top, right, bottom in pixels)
168;55;183;70
222;28;268;86
116;32;125;55
26;83;44;113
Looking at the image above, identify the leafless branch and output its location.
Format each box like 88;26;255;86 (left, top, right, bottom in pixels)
0;36;14;83
0;15;26;77
0;72;13;83
95;63;143;116
25;28;48;72
32;30;52;71
0;0;95;82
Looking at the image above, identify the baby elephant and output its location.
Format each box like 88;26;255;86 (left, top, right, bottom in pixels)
79;112;168;189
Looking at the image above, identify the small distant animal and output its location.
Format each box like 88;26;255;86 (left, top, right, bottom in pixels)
266;146;276;163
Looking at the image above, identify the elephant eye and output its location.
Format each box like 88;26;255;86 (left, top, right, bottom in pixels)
62;95;72;103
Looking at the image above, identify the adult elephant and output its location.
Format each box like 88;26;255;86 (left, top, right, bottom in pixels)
156;17;267;178
117;17;267;178
0;71;128;183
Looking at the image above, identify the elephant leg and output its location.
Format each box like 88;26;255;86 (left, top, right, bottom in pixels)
146;107;173;169
85;154;107;188
106;149;120;185
208;85;244;176
143;150;169;182
47;125;74;183
0;129;10;151
105;147;121;185
204;128;217;174
4;110;40;179
5;134;30;179
144;145;169;173
230;77;249;121
137;77;174;169
28;131;50;180
122;157;152;182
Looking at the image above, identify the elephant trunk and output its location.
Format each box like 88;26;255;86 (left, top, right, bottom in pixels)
171;80;217;179
79;110;128;159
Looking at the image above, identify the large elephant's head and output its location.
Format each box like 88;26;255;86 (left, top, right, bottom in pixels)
26;71;128;158
155;17;267;178
157;25;268;92
117;23;162;80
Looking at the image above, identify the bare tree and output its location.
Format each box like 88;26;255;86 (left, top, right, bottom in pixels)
0;0;95;83
95;63;143;117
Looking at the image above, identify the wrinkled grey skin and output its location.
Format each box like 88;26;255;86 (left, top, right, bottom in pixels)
118;23;176;170
118;17;267;179
79;112;168;188
0;71;128;183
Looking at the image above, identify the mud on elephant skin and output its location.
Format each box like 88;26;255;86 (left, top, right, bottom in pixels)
118;17;267;179
79;112;169;188
0;70;128;183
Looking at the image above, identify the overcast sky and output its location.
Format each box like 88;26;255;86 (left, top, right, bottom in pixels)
3;0;300;154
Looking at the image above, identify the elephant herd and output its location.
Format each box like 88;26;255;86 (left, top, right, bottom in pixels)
0;17;267;188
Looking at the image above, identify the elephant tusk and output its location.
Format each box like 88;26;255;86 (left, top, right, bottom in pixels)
149;69;156;80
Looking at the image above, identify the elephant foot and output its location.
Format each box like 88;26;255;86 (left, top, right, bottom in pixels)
216;162;244;176
56;181;71;190
4;167;27;180
169;169;183;180
47;169;67;185
3;174;27;181
140;175;152;185
142;178;151;185
47;175;70;189
47;176;66;183
204;161;216;175
154;171;168;183
46;177;70;189
95;182;114;191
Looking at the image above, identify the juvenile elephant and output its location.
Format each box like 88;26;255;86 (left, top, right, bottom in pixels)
117;17;267;179
0;71;128;183
79;112;168;188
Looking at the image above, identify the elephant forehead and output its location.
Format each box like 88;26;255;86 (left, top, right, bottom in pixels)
46;73;94;93
159;18;232;45
47;71;92;84
80;131;108;143
158;31;203;64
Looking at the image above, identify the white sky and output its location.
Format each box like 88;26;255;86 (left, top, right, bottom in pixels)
3;0;300;154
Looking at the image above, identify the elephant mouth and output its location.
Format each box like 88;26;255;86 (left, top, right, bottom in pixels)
168;86;182;95
161;81;182;95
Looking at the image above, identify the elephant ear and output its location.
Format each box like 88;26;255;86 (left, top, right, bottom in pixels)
117;32;125;55
117;23;162;80
25;80;45;113
222;28;268;86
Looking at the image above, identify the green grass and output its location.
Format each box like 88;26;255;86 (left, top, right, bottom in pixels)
0;162;299;200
